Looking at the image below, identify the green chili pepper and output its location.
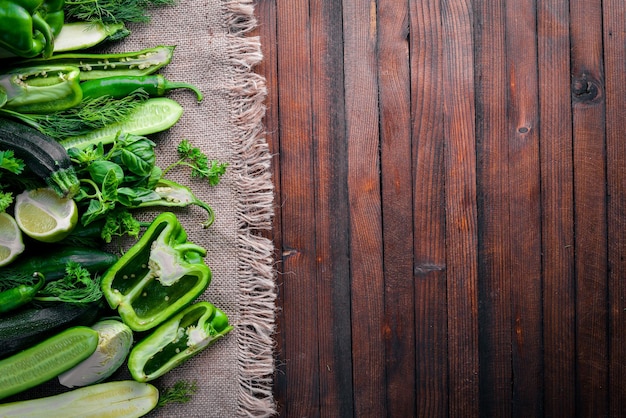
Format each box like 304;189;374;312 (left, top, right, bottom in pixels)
0;0;54;58
101;212;212;332
80;74;203;101
16;45;176;80
0;65;83;113
0;272;44;314
128;301;233;382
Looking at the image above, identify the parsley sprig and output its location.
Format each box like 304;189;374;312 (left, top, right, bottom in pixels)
163;139;228;186
0;150;25;212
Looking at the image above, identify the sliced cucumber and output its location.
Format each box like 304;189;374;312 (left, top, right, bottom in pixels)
0;326;99;400
0;381;158;418
59;98;184;150
53;22;130;53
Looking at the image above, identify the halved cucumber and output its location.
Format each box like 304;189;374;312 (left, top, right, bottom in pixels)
0;326;99;400
59;98;184;150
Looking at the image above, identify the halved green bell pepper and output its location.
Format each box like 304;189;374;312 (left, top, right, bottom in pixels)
0;65;83;113
128;301;233;382
101;212;211;332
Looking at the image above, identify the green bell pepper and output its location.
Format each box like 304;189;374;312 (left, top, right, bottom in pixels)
0;65;83;113
0;0;55;58
41;0;64;37
128;301;233;382
101;212;212;332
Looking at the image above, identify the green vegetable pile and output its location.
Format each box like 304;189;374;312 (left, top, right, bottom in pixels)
0;0;234;416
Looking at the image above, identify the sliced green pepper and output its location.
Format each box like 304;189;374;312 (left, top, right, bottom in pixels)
0;65;83;113
0;0;54;58
17;45;176;80
128;301;233;382
136;178;216;228
101;212;211;332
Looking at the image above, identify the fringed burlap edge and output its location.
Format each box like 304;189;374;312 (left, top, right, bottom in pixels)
223;1;277;417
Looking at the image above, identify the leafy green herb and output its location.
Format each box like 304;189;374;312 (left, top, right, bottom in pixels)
34;261;103;303
157;380;198;408
163;139;228;186
101;209;143;243
68;133;217;240
0;151;25;175
0;150;25;212
64;0;175;24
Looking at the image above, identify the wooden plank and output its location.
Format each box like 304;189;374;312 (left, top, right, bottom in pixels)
274;1;320;416
377;1;416;416
308;0;354;416
602;2;626;415
569;0;609;416
503;1;543;416
472;1;512;415
441;1;480;416
252;0;285;411
409;1;448;416
342;0;386;415
536;0;576;416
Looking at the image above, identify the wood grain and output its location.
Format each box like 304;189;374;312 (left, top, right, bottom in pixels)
255;1;626;416
570;0;609;416
537;1;576;416
377;1;415;417
410;1;448;416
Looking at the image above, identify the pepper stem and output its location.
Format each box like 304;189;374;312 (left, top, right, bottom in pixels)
163;81;204;102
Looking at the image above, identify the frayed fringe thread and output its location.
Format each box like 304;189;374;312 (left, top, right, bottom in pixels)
224;1;277;417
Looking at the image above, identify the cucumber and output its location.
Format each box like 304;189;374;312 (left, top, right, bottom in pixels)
53;22;130;53
0;326;99;400
0;246;119;284
0;381;158;418
0;301;104;359
59;98;184;150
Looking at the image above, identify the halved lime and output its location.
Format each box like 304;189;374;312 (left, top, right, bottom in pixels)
14;188;78;243
0;212;25;266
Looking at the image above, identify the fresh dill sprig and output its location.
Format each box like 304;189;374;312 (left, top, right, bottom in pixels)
0;93;149;139
64;0;175;24
157;380;198;408
163;139;228;186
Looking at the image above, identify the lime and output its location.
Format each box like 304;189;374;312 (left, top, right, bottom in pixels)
0;212;25;266
14;188;78;243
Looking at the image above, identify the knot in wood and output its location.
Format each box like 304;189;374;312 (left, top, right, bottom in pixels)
571;74;603;103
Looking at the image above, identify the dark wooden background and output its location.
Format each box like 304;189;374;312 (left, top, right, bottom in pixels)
253;0;626;416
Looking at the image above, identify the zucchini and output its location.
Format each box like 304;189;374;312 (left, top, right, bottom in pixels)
0;118;80;198
0;381;158;418
0;326;99;400
0;246;119;284
0;301;104;359
52;22;130;53
59;98;183;150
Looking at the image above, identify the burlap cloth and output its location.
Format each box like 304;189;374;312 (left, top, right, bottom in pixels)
11;0;276;417
126;1;276;416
